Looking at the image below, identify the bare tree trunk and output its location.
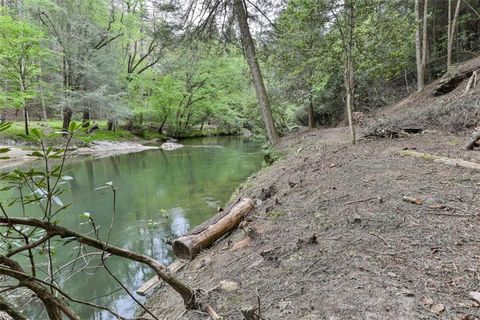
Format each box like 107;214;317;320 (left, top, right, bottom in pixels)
421;0;428;80
62;107;72;133
107;119;115;131
447;0;461;70
415;0;424;91
82;110;90;128
308;91;315;129
345;59;355;144
234;0;279;145
158;114;168;133
23;108;29;136
39;84;48;122
343;0;356;144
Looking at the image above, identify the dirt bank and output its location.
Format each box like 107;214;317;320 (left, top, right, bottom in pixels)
145;127;480;319
0;141;159;170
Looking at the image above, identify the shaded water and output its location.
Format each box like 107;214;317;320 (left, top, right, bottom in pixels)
3;136;263;319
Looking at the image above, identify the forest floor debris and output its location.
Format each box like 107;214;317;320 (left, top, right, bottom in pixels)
145;127;480;319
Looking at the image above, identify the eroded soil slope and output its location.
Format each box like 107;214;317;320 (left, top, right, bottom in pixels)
146;128;480;320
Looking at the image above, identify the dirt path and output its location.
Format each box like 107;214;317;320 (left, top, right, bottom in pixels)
146;129;480;320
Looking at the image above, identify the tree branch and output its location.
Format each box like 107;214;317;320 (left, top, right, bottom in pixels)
0;217;196;309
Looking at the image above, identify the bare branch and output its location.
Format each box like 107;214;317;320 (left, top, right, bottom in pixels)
0;217;196;308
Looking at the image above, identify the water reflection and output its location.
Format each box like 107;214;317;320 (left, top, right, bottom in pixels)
3;136;263;319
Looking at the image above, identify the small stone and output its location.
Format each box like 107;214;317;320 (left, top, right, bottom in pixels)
430;304;445;315
219;280;239;292
421;296;434;306
401;289;414;297
469;291;480;304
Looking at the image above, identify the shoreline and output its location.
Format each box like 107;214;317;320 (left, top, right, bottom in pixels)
143;127;480;319
0;141;161;170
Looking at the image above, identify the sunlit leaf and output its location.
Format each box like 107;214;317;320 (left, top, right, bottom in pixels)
80;212;91;219
52;196;63;207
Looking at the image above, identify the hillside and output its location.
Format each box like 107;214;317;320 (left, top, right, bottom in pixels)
143;60;480;319
366;56;480;137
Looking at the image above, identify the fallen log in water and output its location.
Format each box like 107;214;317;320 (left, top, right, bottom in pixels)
172;198;255;259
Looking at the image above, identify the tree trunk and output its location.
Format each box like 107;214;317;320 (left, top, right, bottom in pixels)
82;110;90;128
447;0;461;70
39;84;48;122
415;0;424;91
343;0;356;144
308;92;315;129
158;115;168;134
62;107;72;133
172;198;255;259
234;0;279;145
23;108;29;136
421;0;428;81
345;61;356;144
107;119;114;131
184;105;193;130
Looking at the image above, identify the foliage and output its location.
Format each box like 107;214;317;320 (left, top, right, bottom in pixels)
0;13;46;110
0;0;479;138
128;42;256;137
269;0;416;127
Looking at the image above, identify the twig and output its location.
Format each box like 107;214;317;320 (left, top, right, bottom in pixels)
319;194;350;203
369;232;392;248
425;212;479;218
344;196;377;205
205;305;223;320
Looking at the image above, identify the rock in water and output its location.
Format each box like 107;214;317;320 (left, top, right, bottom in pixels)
161;142;184;151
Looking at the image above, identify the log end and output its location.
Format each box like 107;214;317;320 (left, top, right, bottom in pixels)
172;239;192;260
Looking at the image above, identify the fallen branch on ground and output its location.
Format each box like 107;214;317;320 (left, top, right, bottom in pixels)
399;150;480;170
172;198;255;259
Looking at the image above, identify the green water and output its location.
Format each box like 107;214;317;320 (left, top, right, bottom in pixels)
2;136;263;319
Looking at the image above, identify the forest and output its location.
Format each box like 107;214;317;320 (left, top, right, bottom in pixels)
0;0;475;144
1;0;480;319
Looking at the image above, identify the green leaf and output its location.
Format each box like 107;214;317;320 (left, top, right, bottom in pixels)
30;128;44;139
28;151;44;158
0;122;11;132
68;121;78;132
18;134;38;142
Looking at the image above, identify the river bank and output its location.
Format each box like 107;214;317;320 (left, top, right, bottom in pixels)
144;127;480;319
0;141;161;170
0;120;250;169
